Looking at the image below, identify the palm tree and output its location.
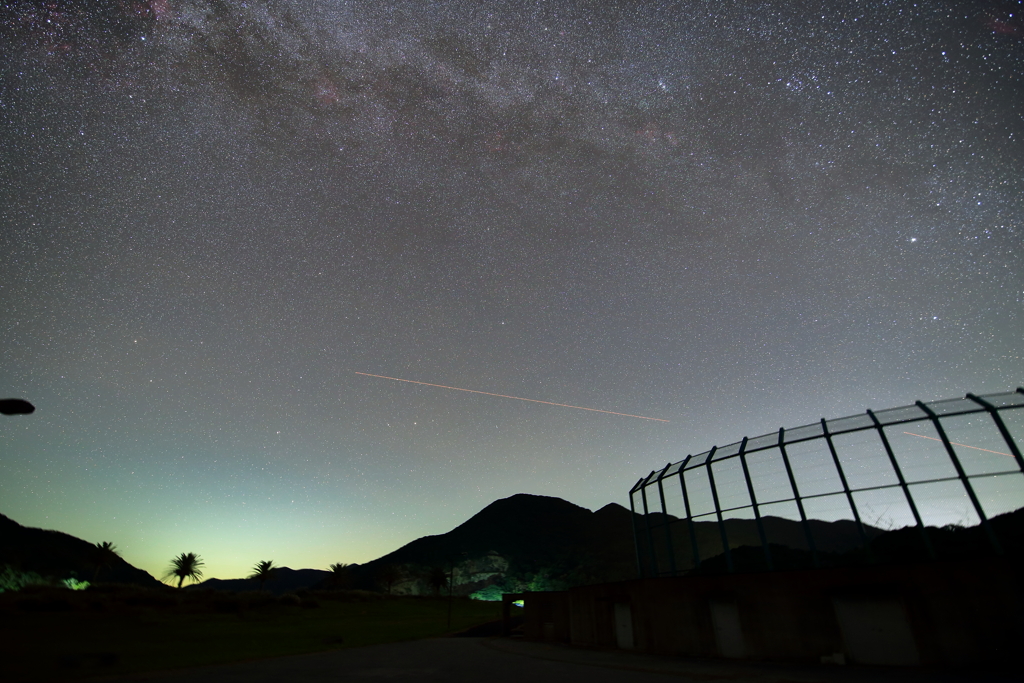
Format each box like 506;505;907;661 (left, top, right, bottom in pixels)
164;552;205;588
328;562;351;589
90;541;121;582
248;560;277;592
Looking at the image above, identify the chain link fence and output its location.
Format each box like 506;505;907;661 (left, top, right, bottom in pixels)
630;389;1024;577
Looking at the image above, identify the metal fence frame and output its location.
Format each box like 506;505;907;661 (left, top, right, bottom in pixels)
630;389;1024;577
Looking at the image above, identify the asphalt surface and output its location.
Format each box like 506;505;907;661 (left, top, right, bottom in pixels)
111;637;1016;683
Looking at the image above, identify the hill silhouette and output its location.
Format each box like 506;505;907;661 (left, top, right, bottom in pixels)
186;567;330;595
331;494;641;595
170;494;638;596
320;494;887;595
684;507;1024;575
0;513;162;588
7;492;1010;597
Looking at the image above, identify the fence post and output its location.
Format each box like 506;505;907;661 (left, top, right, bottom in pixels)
916;401;1002;555
656;464;678;576
704;447;734;573
821;418;871;551
677;455;701;570
867;409;935;560
778;428;819;567
737;437;773;571
639;476;660;576
629;479;645;578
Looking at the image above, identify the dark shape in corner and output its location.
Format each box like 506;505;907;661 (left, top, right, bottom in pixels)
0;399;34;415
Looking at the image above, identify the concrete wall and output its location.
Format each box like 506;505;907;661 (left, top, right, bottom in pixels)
522;556;1022;666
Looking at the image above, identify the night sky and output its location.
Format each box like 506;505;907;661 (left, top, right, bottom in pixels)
1;0;1021;582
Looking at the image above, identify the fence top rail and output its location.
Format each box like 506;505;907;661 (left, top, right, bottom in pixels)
673;389;1024;473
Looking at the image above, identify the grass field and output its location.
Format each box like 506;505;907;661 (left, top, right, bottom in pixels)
0;585;512;682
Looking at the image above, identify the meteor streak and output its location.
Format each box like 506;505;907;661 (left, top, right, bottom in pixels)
355;372;669;422
903;432;1013;458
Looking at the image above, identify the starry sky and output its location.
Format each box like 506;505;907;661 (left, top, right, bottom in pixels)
1;0;1021;582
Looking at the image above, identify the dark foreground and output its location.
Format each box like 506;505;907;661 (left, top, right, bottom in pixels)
113;637;1015;683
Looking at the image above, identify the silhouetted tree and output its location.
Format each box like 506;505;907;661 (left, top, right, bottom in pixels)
426;566;449;597
248;560;277;592
164;552;204;588
375;564;402;595
89;541;121;582
328;562;351;589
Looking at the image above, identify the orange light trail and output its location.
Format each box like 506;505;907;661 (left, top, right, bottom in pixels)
354;372;670;422
903;432;1013;458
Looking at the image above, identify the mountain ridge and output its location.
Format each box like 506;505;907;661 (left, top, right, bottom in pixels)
5;491;951;597
0;513;163;588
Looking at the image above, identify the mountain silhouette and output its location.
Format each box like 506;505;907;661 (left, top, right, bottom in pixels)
333;494;641;595
329;492;1012;593
0;513;162;587
187;567;330;595
7;492;1010;597
365;494;632;568
322;494;887;595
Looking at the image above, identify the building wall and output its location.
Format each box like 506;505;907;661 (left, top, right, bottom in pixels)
523;556;1021;666
521;590;571;643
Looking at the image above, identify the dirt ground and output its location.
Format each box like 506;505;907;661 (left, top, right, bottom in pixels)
110;637;1016;683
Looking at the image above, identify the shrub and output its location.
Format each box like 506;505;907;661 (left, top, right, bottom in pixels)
0;565;50;592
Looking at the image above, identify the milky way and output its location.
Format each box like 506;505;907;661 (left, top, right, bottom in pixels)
1;0;1021;580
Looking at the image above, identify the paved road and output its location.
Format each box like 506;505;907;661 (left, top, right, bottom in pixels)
115;637;1014;683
